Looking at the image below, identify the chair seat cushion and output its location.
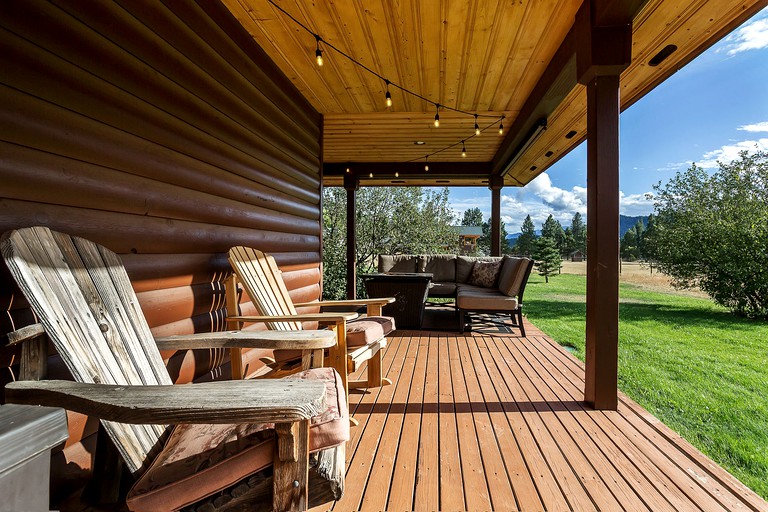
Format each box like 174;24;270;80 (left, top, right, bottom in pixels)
457;291;519;311
346;316;395;347
126;368;349;512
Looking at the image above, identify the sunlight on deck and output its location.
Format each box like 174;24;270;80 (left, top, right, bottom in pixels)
317;315;766;511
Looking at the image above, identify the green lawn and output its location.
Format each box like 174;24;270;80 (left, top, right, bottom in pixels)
524;273;768;499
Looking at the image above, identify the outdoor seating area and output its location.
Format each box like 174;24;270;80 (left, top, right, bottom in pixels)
375;254;534;334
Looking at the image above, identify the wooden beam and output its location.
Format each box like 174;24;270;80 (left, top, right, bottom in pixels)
324;161;492;177
344;172;358;300
581;0;633;411
490;176;503;256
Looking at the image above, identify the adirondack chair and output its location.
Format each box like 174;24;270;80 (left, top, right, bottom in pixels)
1;226;350;512
226;246;396;400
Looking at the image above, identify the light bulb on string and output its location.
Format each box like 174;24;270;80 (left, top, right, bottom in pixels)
385;80;392;108
395;171;399;178
369;172;373;178
434;104;440;127
474;114;480;136
315;35;323;66
424;156;429;171
461;141;467;158
498;119;504;135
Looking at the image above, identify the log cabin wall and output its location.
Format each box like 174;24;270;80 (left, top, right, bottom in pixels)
0;0;322;498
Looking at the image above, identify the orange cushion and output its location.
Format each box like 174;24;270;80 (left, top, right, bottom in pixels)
346;316;395;347
126;368;349;512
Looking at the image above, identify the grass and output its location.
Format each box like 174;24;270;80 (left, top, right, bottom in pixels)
524;272;768;499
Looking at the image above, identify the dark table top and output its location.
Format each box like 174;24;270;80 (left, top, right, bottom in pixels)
362;272;433;281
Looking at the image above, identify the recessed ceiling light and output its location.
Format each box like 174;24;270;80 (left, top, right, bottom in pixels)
414;141;426;145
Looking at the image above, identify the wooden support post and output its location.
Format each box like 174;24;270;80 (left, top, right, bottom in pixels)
274;420;310;511
577;0;632;410
344;173;359;300
584;75;621;410
490;176;503;256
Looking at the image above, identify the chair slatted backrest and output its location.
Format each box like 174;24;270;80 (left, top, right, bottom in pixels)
1;227;171;474
228;246;303;331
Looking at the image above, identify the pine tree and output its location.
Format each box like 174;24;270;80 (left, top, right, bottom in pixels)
571;212;586;253
534;236;562;283
515;215;537;257
461;207;484;226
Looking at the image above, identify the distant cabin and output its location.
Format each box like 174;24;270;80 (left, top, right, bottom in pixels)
570;250;585;262
454;225;483;254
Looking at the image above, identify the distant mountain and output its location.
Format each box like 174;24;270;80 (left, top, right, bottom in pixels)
505;215;648;242
619;215;648;236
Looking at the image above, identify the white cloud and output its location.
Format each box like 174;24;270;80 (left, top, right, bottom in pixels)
697;138;768;169
719;12;768;55
620;191;654;216
657;160;693;173
738;121;768;132
524;173;588;213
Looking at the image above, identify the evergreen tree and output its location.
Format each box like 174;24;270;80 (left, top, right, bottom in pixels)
541;215;567;256
620;227;639;261
634;218;646;258
479;218;511;255
534;236;562;283
461;207;484;226
570;212;586;253
563;227;577;256
642;214;658;261
515;215;537;257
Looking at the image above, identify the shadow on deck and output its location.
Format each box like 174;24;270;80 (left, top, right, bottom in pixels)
318;308;766;511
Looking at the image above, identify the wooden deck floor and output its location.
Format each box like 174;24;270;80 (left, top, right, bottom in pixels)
319;315;767;511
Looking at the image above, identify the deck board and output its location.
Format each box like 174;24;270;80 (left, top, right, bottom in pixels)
315;315;768;512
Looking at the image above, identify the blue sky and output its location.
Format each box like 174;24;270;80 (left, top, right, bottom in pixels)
447;7;768;233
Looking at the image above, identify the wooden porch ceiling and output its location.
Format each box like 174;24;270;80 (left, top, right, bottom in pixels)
223;0;767;187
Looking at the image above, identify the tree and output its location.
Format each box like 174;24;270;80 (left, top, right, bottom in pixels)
461;207;484;226
541;215;566;256
651;150;768;318
620;227;639;261
534;236;562;283
322;186;457;299
570;212;586;253
634;219;646;258
515;215;537;257
478;218;511;255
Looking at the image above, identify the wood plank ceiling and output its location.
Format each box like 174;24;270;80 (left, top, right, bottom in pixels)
223;0;767;187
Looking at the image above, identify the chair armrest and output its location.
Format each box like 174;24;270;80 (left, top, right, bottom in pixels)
293;298;395;307
5;379;325;425
154;330;336;351
228;312;358;324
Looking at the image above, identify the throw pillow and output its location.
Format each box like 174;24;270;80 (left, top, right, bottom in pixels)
468;260;502;288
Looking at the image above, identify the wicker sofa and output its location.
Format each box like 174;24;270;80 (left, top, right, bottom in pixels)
377;254;534;335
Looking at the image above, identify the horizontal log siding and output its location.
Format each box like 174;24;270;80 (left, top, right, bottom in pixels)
0;0;322;497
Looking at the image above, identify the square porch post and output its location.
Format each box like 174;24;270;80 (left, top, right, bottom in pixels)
576;0;632;410
343;173;359;300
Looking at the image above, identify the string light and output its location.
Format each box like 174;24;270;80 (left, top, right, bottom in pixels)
266;0;506;162
461;140;467;158
395;171;399;177
315;35;323;66
424;155;429;171
369;172;373;178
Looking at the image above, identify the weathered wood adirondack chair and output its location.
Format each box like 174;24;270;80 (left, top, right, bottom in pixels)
1;227;349;512
226;246;395;401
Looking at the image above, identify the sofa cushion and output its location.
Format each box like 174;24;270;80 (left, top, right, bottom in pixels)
498;257;526;296
456;256;503;283
378;254;418;273
421;254;456;282
346;316;395;347
468;260;502;288
126;367;349;512
429;282;457;297
457;291;519;311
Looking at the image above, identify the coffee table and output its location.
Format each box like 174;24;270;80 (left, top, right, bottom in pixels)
362;273;433;329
